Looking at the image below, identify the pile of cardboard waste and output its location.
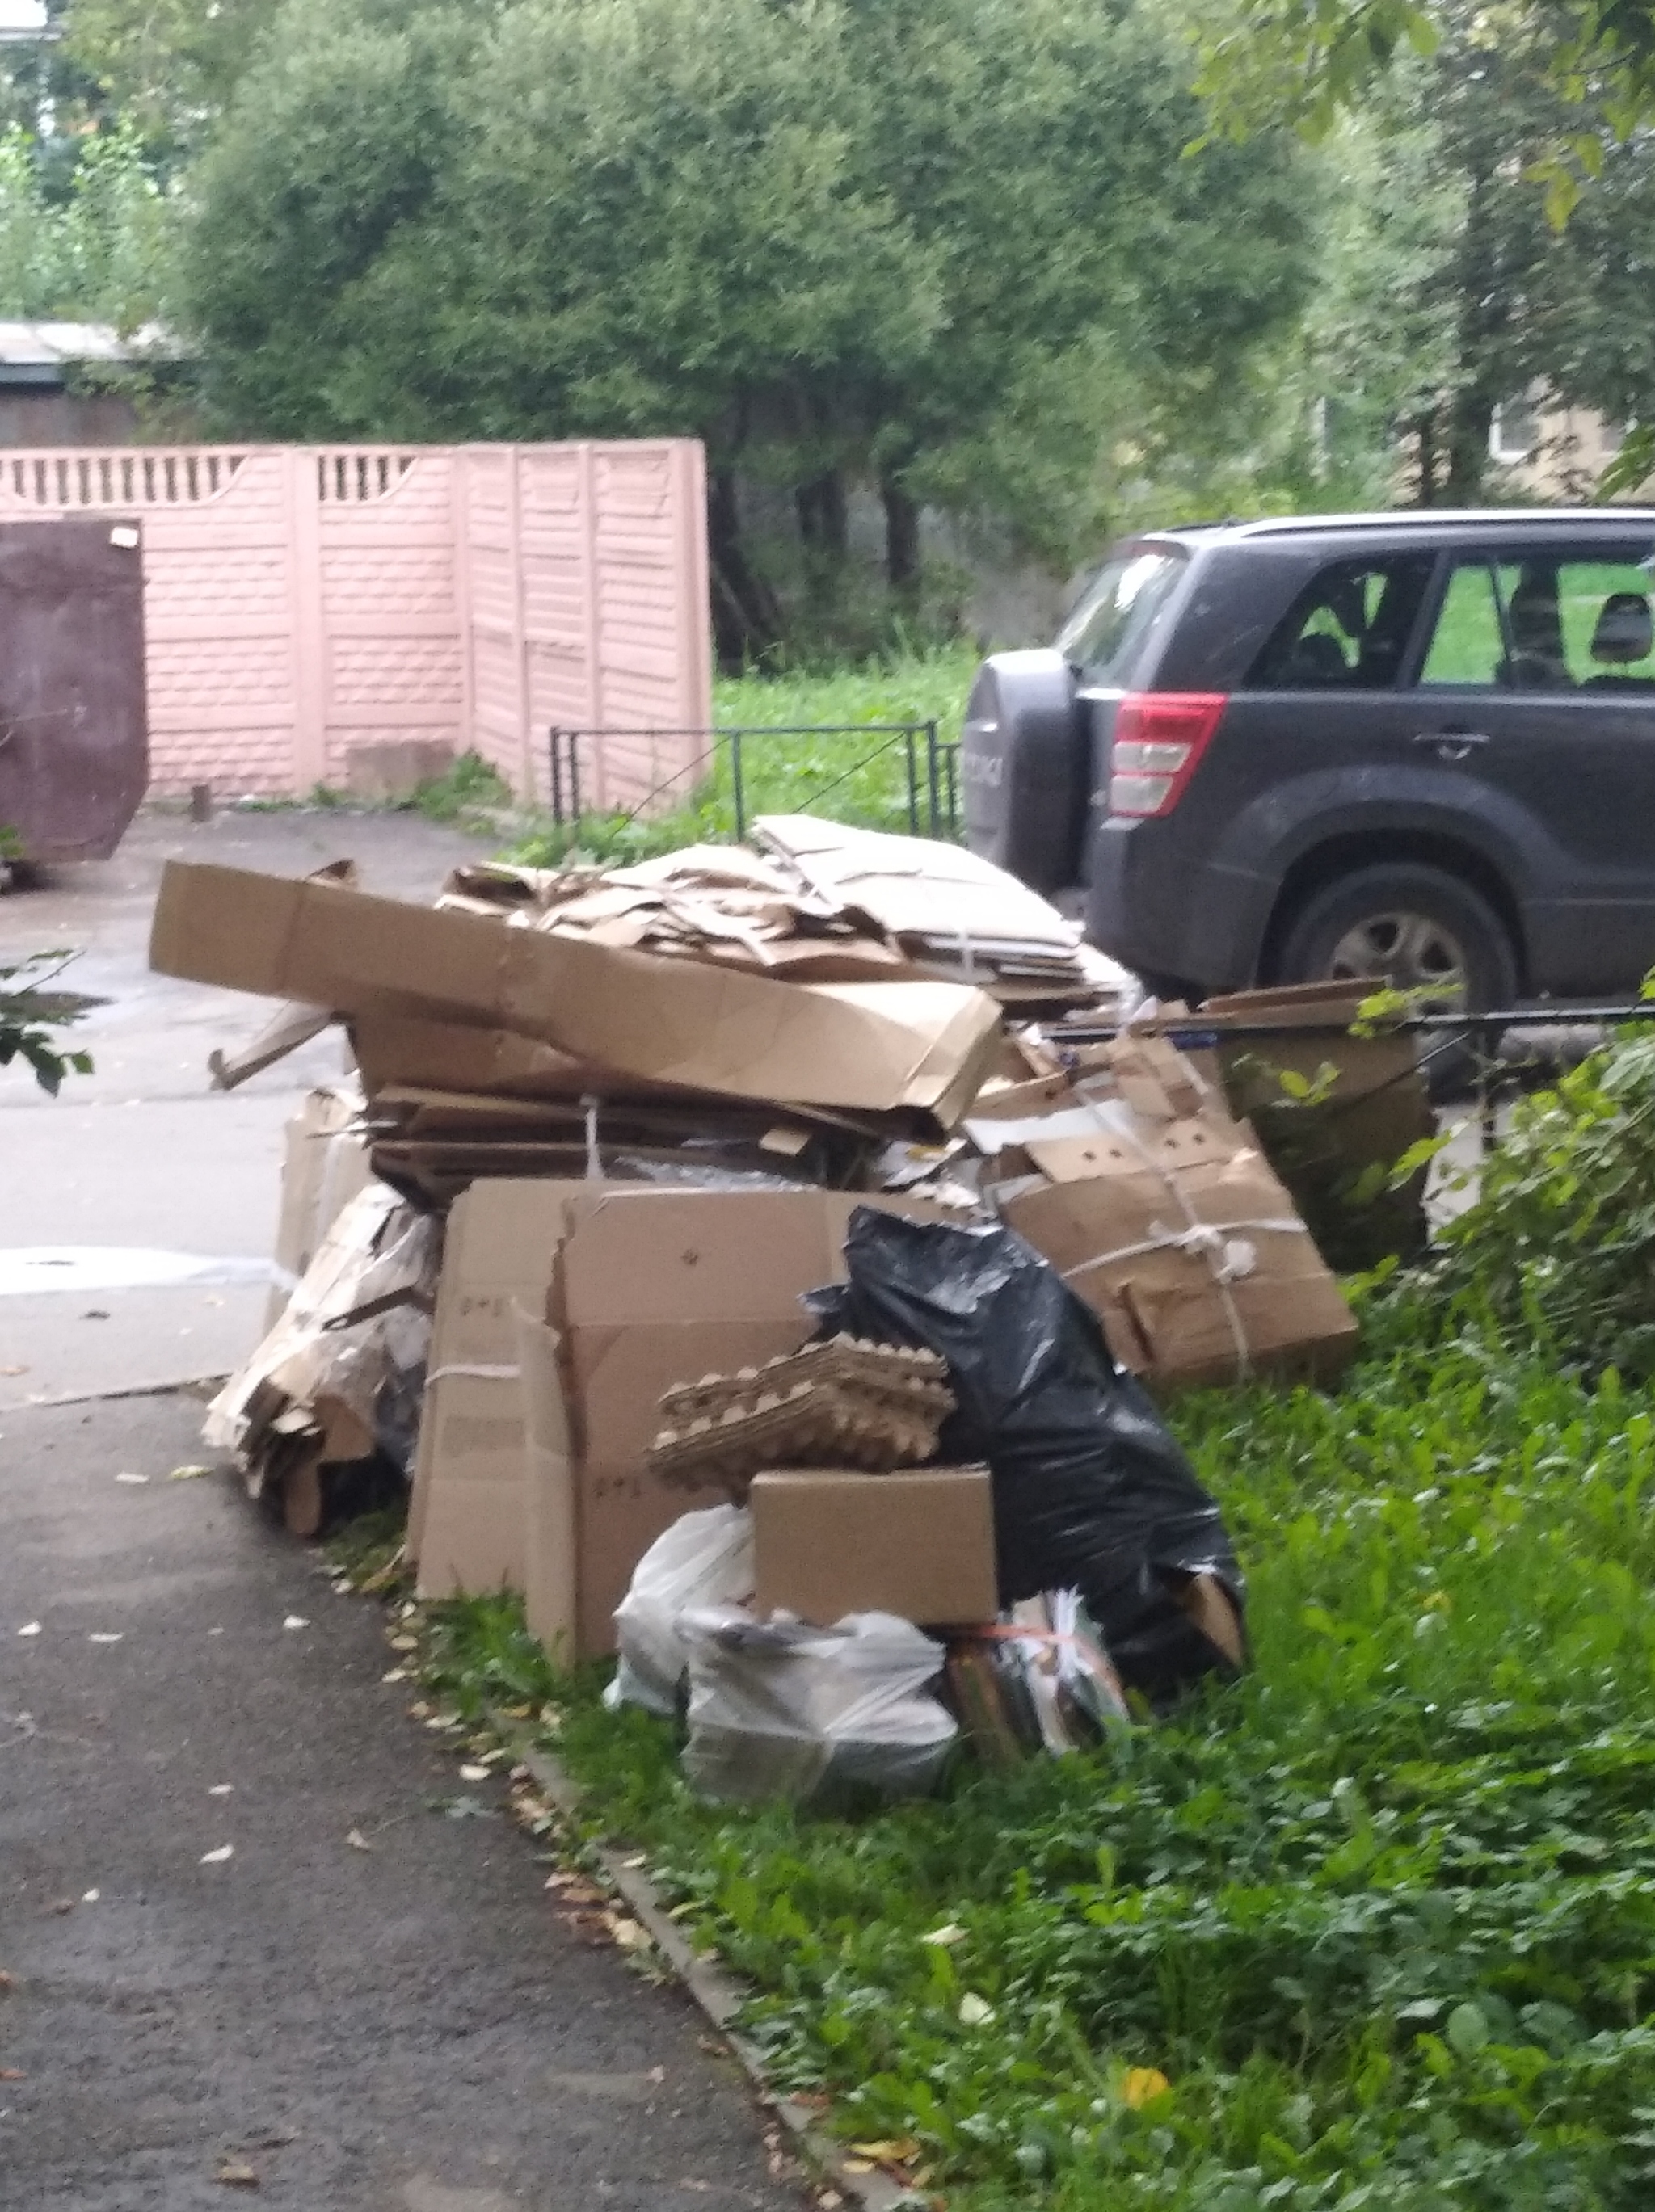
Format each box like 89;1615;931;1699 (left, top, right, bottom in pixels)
160;816;1424;1777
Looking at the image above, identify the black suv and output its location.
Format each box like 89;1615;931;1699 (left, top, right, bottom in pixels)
962;511;1655;1011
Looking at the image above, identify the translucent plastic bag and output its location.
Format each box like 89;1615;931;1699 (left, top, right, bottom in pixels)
606;1506;755;1718
680;1606;958;1807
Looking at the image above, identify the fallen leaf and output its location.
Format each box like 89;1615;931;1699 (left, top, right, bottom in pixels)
200;1845;234;1865
87;1633;123;1645
114;1472;149;1486
345;1829;373;1852
0;1365;27;1376
388;1634;418;1653
0;1971;14;1991
648;2065;666;2084
16;1623;39;1638
216;2159;259;2188
0;2067;23;2081
1122;2066;1171;2108
606;1915;652;1952
920;1923;966;1947
457;1763;491;1783
208;1785;234;1798
281;1616;308;1632
843;2161;875;2176
169;1464;212;1481
621;1852;648;1869
81;1889;99;1903
406;1701;432;1719
850;2139;921;2164
958;1993;996;2028
545;1875;604;1904
381;1667;407;1684
819;2193;843;2210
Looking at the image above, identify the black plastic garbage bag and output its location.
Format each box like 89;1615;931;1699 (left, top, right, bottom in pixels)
806;1208;1244;1704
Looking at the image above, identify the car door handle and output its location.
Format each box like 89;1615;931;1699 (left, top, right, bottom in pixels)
1413;730;1491;763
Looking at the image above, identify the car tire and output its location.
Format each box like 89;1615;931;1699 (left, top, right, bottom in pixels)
1270;862;1518;1096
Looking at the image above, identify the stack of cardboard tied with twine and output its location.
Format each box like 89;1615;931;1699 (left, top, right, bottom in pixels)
968;1033;1358;1390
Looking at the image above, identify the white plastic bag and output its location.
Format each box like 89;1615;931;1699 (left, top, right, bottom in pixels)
606;1506;755;1717
680;1607;958;1806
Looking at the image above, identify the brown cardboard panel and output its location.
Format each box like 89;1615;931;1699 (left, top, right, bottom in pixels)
516;1311;577;1659
751;1466;998;1626
149;861;1002;1128
266;1087;371;1332
351;1009;709;1105
407;1178;608;1576
417;1473;525;1602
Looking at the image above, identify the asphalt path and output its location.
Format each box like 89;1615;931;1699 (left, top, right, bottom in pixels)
0;1394;805;2212
0;809;490;1405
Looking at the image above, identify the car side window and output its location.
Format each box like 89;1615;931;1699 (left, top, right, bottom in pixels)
1419;545;1655;692
1244;555;1436;690
1418;561;1506;686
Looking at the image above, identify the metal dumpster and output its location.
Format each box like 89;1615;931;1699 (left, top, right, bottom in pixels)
0;517;147;863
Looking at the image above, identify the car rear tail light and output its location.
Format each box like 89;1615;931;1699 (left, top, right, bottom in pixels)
1108;693;1228;817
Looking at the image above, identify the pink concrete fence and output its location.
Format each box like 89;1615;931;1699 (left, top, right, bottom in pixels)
0;439;713;808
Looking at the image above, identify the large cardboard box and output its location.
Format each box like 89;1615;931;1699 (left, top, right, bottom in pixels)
411;1179;616;1598
751;1466;997;1626
550;1188;945;1656
149;860;1000;1129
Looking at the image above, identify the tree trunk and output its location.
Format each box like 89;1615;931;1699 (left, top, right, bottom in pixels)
707;467;783;671
881;472;920;601
794;469;849;562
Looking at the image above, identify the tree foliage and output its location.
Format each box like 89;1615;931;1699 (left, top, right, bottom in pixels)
175;0;1313;651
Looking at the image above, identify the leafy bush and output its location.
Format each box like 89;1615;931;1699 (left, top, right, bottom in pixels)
1399;1016;1655;1376
0;951;99;1093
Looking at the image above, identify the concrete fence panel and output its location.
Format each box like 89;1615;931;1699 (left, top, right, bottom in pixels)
0;438;711;809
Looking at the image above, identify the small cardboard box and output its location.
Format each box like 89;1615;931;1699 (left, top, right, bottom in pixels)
149;860;1001;1129
751;1466;997;1626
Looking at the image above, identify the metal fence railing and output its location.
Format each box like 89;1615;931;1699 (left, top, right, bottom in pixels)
547;721;961;843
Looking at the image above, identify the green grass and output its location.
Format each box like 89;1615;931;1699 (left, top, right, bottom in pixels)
505;644;979;866
411;1323;1655;2210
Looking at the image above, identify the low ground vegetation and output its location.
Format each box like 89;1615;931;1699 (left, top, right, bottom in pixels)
507;647;979;865
331;1020;1655;2210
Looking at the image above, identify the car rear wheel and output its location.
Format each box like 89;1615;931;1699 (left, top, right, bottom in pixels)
1271;862;1518;1092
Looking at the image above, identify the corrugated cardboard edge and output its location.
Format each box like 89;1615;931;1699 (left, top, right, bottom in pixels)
503;1730;924;2212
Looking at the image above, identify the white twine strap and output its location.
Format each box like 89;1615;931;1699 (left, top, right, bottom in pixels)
427;1363;521;1385
1061;1217;1305;1286
583;1093;602;1180
1087;1112;1273;1380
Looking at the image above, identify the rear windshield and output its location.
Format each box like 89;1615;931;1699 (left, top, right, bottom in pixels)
1057;547;1185;684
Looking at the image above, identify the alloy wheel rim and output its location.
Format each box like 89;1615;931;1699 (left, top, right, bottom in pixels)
1324;910;1468;1008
